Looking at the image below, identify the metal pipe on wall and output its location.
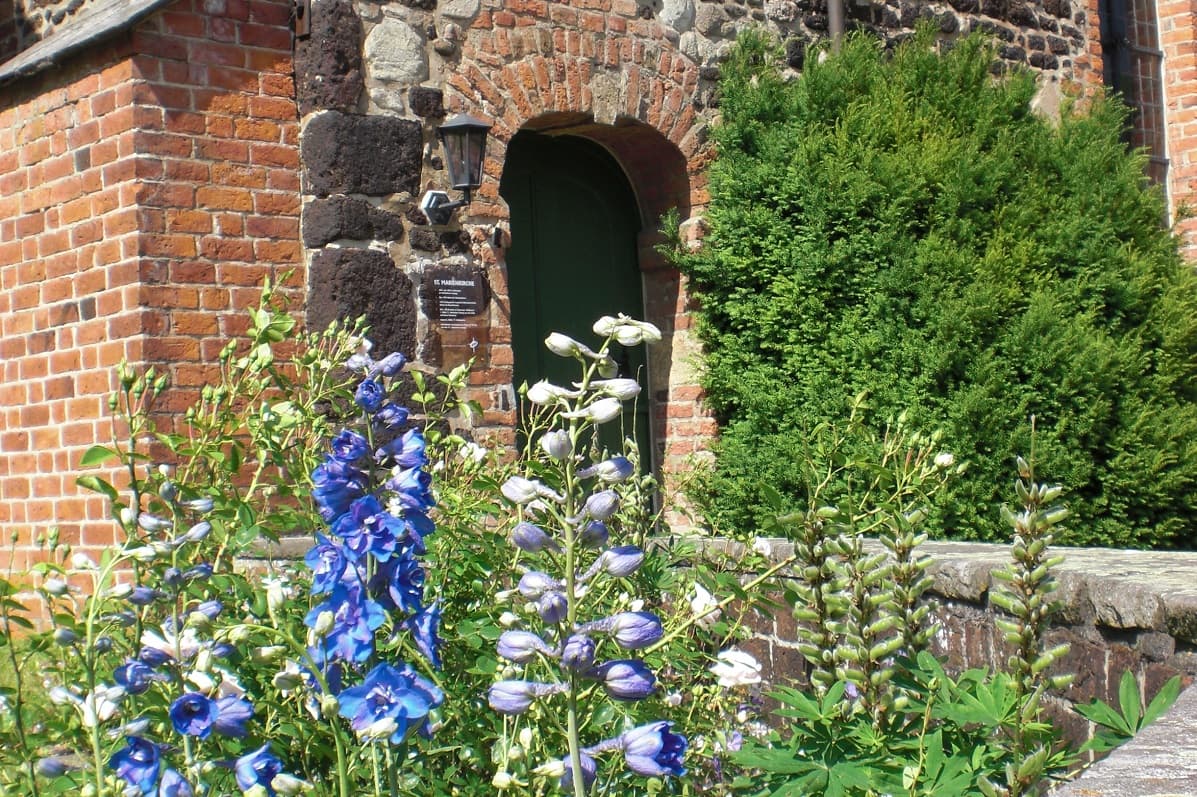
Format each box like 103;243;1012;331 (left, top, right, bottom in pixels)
828;0;844;51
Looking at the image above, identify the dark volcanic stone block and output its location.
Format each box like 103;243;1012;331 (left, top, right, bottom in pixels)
409;86;445;118
308;248;416;358
302;112;423;197
302;197;408;246
295;0;364;115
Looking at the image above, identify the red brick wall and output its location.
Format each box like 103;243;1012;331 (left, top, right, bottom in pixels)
0;0;299;574
1159;0;1197;256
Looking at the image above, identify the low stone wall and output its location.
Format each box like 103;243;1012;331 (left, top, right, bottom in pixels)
720;538;1197;788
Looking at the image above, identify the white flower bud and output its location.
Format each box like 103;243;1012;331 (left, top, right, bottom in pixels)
499;611;521;627
492;771;514;789
320;694;340;719
361;717;398;740
539;429;572;460
271;774;312;795
592;378;641;400
518;727;534;748
935;452;955;468
273;671;304;691
544;333;584;358
71;553;97;570
533;760;566;779
313;611;335;637
526;381;579;406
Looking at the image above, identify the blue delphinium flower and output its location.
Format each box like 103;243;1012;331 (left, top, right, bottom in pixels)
354;378;385;411
114;660;163;695
594;659;656;701
621;722;687;777
331;495;400;562
336;662;444;743
306;584;386;665
212;695;255;737
234;744;284;794
376;428;427;469
311;458;367;523
368;550;425;615
330;429;369;463
158;768;194;797
109;736;161;795
404;601;443;670
169;692;218;738
374;402;410;429
305;535;349;595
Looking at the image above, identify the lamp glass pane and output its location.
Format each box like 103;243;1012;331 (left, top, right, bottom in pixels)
442;132;468;190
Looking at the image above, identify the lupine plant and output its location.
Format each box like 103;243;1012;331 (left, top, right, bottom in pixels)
483;315;688;797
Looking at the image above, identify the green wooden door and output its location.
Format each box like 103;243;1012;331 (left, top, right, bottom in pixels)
500;131;652;467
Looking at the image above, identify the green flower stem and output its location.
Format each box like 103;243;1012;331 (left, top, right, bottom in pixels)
235;621;352;797
563;354;598;797
82;553;125;797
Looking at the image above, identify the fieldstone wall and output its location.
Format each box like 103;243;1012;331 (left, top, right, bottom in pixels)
732;539;1197;748
294;0;1106;519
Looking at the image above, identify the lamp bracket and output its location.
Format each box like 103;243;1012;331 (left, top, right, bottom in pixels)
420;190;468;226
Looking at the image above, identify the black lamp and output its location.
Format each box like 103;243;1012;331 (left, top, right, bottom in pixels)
421;113;492;225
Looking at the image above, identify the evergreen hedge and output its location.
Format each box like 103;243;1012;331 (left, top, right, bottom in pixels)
674;30;1197;548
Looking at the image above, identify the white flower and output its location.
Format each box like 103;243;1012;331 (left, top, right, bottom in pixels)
70;553;97;570
533;760;566;779
690;583;721;630
593;314;662;346
459;441;487;463
710;649;763;689
141;627;202;661
540;429;571;460
934;452;955;468
499;611;520;628
42;578;70;596
664;691;683;707
81;685;125;727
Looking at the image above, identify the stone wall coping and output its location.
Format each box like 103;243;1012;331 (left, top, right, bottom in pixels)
247;534;1197;643
704;538;1197;644
1053;682;1197;796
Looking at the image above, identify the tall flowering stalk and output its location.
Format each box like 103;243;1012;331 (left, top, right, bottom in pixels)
486;316;687;796
292;343;445;796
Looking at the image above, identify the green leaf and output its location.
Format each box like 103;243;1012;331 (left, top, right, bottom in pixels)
1117;670;1142;731
76;474;119;502
1142;675;1182;727
79;445;120;467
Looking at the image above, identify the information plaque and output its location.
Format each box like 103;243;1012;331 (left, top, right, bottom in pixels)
423;265;489;329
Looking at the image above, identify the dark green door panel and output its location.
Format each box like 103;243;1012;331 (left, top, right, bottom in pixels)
500;132;652;466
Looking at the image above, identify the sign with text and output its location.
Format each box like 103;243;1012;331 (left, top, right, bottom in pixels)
423;265;489;329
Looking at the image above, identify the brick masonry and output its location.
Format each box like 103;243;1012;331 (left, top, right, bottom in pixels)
2;0;1197;566
289;0;1128;530
0;0;300;571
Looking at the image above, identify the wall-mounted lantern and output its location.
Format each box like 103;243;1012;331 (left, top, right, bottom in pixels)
420;113;492;225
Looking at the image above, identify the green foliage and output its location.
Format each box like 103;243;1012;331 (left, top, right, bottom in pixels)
737;451;1077;796
672;28;1197;548
1074;671;1182;754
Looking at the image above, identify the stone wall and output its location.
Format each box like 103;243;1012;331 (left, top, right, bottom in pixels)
295;0;1107;521
732;539;1197;747
0;0;300;571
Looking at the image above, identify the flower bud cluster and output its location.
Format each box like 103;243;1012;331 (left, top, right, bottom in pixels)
486;318;685;792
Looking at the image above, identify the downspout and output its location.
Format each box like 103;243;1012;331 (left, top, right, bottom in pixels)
828;0;844;52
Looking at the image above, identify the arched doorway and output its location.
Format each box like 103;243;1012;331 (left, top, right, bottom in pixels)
500;130;652;468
